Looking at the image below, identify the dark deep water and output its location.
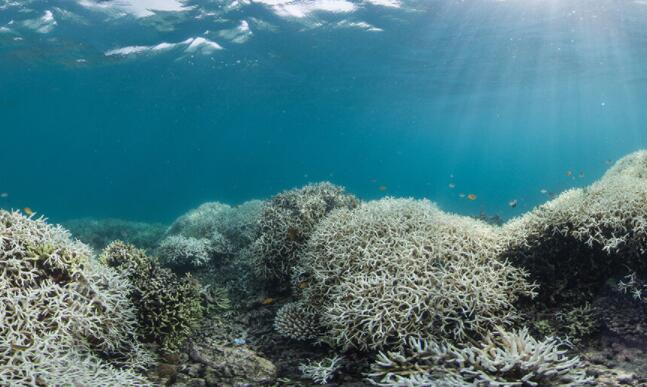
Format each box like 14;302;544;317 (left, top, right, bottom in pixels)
1;0;647;222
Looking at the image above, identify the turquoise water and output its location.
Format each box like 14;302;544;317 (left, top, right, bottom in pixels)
1;0;646;222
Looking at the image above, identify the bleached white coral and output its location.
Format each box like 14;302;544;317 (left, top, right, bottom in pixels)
219;199;265;247
157;234;212;268
162;200;264;269
251;182;358;281
501;150;647;303
299;355;343;384
166;200;263;249
167;201;232;238
617;271;647;301
296;198;536;350
0;210;151;385
368;327;592;386
602;150;647;180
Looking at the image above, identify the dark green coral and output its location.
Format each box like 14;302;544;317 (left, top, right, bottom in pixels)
101;241;204;352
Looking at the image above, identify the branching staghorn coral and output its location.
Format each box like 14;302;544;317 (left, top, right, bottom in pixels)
368;327;593;386
501;150;647;304
299;355;344;384
617;271;647;301
166;201;232;238
101;241;204;352
294;198;534;349
290;198;536;350
166;199;263;251
160;200;264;271
0;210;152;385
157;234;213;268
250;182;358;282
555;303;600;343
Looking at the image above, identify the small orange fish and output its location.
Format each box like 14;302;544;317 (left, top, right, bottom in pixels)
467;194;477;201
261;298;274;305
23;208;34;216
378;185;388;192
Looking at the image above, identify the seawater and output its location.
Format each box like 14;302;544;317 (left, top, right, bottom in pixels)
1;0;646;222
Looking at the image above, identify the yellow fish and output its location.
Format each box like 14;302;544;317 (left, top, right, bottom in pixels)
23;208;34;216
566;170;573;177
467;194;477;201
261;298;274;305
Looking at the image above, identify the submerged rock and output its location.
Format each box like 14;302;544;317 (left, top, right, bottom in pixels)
187;343;276;386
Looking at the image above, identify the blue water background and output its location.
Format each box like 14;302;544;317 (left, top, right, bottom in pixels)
1;0;646;223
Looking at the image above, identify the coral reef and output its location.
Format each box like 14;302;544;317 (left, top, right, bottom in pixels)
167;202;232;239
64;217;166;252
160;199;264;294
202;284;232;314
299;355;344;384
617;271;647;302
274;302;322;341
251;182;358;282
0;211;152;385
157;235;213;269
368;327;593;386
287;198;536;350
501;150;647;304
555;303;600;344
161;200;266;305
217;200;266;249
9;151;647;386
101;241;204;352
528;303;600;345
165;200;263;254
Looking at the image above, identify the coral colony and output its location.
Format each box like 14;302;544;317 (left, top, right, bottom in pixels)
3;150;647;385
